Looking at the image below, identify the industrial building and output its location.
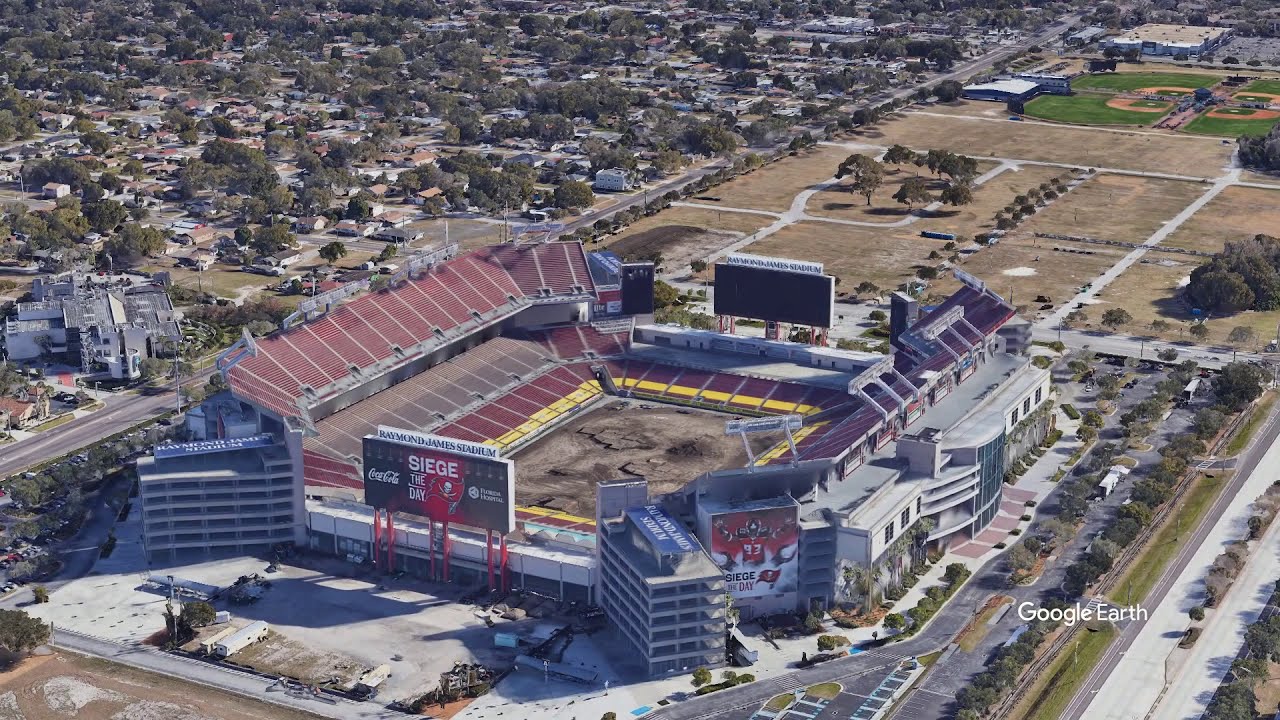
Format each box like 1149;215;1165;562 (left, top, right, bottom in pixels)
961;78;1044;102
3;273;180;377
1102;24;1232;57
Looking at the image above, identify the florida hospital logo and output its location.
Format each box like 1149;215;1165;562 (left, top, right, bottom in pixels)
468;485;480;500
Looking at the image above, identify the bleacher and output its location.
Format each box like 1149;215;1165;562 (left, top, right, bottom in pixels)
525;325;631;360
226;242;595;419
599;360;848;418
307;336;555;461
434;364;604;451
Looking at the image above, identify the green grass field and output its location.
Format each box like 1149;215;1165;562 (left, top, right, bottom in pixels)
1024;93;1167;126
1071;71;1220;92
1243;79;1280;95
1183;112;1280;137
1015;624;1118;720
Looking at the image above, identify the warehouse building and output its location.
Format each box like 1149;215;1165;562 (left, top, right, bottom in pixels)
1102;23;1231;57
961;78;1043;102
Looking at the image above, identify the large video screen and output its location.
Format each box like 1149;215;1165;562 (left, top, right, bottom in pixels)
709;505;800;599
713;263;834;327
362;433;515;534
620;262;655;315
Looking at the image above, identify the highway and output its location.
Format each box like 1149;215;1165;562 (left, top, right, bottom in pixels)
1064;399;1280;720
0;368;213;479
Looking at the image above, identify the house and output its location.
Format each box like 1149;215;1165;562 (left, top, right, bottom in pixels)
409;188;443;205
173;226;217;246
593;168;633;192
42;183;71;199
293;216;328;233
374;226;424;243
0;397;36;429
334;220;377;237
271;249;303;267
376;211;411;228
403;151;437;167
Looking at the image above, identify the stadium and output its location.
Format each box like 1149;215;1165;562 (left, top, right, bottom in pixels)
138;239;1049;677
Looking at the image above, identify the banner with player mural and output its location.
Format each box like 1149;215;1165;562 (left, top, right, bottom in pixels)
362;431;515;534
709;505;800;598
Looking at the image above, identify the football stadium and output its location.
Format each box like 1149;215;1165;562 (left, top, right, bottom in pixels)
138;240;1050;677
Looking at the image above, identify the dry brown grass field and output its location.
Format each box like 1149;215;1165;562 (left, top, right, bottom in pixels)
1161;185;1280;254
1016;174;1209;244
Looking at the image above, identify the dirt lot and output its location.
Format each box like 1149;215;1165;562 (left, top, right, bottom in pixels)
1016;174;1209;244
935;235;1126;319
1095;252;1280;346
602;206;771;269
221;630;363;689
1162;185;1280;254
860;110;1233;176
0;652;320;720
512;401;779;513
745;221;936;292
711;146;850;212
805;159;1001;224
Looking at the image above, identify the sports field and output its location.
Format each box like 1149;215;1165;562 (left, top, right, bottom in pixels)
1182;107;1280;137
1023;93;1168;126
1070;71;1220;92
1017;174;1207;244
1243;79;1280;95
1161;185;1280;254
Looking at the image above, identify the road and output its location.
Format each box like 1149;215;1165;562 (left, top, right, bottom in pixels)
0;368;213;479
1032;327;1268;370
1066;397;1280;720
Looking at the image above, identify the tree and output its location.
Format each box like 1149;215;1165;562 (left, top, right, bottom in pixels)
835;154;884;206
1189;606;1205;621
654;280;679;309
882;145;916;166
1157;348;1179;362
31;586;48;604
935;80;964;103
1227;326;1256;348
0;609;50;653
690;260;707;273
182;601;216;628
346;196;372;220
553;180;595;210
939;182;973;207
1101;308;1132;330
855;281;880;297
83;199;128;234
691;667;712;687
893;177;932;209
1189;323;1210;341
883;613;905;630
1214;362;1268;412
1006;542;1036;573
252;224;296;256
319;241;348;265
104;223;167;265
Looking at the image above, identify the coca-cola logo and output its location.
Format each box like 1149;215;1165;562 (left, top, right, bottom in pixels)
368;468;400;484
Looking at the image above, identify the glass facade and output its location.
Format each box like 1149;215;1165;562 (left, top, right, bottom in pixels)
971;434;1006;533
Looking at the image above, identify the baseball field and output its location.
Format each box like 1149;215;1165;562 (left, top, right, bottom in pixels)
1069;71;1221;93
1023;93;1170;126
1183;107;1280;137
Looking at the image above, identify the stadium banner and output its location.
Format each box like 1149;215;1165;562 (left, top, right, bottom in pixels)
374;426;500;460
710;505;800;599
363;433;515;534
724;252;823;276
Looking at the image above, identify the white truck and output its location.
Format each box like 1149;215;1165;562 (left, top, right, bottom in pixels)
213;620;269;658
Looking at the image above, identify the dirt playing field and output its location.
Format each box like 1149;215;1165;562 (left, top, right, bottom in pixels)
512;401;780;514
860;110;1233;176
745;221;936;292
1204;107;1280;120
712;146;850;212
1105;98;1173;112
0;652;321;720
1016;174;1209;244
1162;185;1280;254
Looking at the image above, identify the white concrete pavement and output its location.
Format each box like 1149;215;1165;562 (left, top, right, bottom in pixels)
1077;405;1280;720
